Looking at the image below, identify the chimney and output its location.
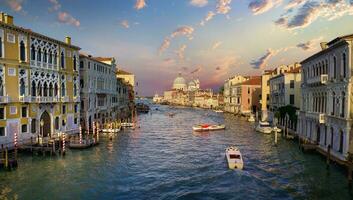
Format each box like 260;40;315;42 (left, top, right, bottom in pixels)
320;42;328;50
0;12;4;23
65;36;71;45
4;14;13;25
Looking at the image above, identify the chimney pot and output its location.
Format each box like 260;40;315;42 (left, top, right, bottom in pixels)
65;36;71;45
320;42;328;50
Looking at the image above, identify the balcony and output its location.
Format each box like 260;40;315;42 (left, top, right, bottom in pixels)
0;96;9;103
61;96;69;102
73;96;80;102
306;111;326;124
307;74;328;86
19;96;31;103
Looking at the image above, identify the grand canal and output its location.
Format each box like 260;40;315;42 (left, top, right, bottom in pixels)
0;105;353;199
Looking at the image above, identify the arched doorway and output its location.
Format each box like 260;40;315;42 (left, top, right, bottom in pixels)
40;111;51;138
316;125;321;145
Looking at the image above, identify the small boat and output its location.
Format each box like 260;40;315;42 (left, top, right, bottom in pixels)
248;114;255;122
255;121;273;134
69;139;98;149
225;146;244;170
136;103;150;113
192;124;225;132
102;128;121;133
121;122;134;127
273;126;282;133
214;110;224;113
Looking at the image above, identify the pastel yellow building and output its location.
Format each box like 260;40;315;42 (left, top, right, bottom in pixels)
117;69;135;88
0;13;80;147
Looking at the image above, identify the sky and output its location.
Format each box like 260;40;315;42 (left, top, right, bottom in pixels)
1;0;353;96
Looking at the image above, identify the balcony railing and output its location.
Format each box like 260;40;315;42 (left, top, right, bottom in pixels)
61;96;69;102
307;74;328;85
73;96;80;102
306;111;326;124
19;96;31;103
0;96;9;103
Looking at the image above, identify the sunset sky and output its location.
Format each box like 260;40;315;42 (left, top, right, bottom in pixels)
1;0;353;96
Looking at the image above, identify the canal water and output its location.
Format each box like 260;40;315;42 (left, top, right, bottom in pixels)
0;105;353;199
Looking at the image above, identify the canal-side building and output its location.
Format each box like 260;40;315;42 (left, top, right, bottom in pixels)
268;64;301;121
117;69;135;88
231;76;261;115
297;34;353;161
223;75;248;113
79;54;119;131
0;13;80;147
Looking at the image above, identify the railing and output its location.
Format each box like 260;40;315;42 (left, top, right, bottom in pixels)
43;63;47;68
306;111;326;124
19;96;31;103
30;60;35;66
0;96;9;103
307;74;328;85
73;96;80;102
61;96;69;102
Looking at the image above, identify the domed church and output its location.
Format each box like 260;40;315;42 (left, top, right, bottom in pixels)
172;73;187;91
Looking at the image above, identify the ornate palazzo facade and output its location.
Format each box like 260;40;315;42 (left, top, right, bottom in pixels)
0;13;80;147
298;34;353;161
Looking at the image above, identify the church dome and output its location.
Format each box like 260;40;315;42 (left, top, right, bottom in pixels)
173;73;187;90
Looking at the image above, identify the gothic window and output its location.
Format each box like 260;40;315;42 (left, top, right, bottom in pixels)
54;52;57;65
43;82;48;97
37;48;42;62
54;83;58;96
341;92;345;118
49;83;53;97
339;130;344;153
332;92;335;115
20;78;25;96
31;45;35;61
61;52;65;68
330;127;334;147
333;56;337;79
0;36;2;58
37;82;42;96
74;77;77;96
342;53;347;78
31;81;36;96
43;49;47;63
61;82;66;96
73;55;77;71
20;41;26;61
48;51;52;64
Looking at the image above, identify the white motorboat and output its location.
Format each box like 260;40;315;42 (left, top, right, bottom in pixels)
192;124;226;132
214;110;224;113
248;114;255;122
121;122;134;127
255;121;273;134
225;146;244;170
101;128;121;133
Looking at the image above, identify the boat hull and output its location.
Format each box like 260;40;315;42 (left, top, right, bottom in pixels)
226;147;244;170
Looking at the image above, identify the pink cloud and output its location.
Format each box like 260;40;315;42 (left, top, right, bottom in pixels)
135;0;147;10
57;12;80;27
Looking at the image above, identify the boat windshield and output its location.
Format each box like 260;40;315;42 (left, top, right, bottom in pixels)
229;154;241;159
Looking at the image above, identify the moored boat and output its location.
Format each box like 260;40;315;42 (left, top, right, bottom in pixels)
248;114;255;122
121;122;134;127
102;128;121;133
192;124;225;132
255;121;273;134
214;110;224;113
225;146;244;170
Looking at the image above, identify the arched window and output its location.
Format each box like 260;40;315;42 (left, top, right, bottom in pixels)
325;59;328;74
37;82;42;96
73;77;77;96
73;55;77;71
20;41;26;61
332;92;335;115
333;56;337;79
61;82;66;96
43;49;47;63
0;36;2;58
20;78;26;96
43;82;48;97
31;45;35;61
342;53;346;78
339;130;344;153
54;52;57;65
61;52;65;68
31;81;36;96
341;92;345;118
37;48;42;62
48;51;52;64
54;83;58;96
49;83;53;97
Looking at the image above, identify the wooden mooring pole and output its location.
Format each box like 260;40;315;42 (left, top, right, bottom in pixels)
327;145;331;169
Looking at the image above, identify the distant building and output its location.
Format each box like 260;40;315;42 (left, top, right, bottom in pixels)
172;73;187;91
223;75;248;113
232;76;261;115
117;69;135;88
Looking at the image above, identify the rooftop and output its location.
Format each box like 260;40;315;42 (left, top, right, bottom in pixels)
117;69;133;75
241;76;261;85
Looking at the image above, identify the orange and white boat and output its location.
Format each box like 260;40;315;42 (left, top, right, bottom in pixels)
192;124;225;132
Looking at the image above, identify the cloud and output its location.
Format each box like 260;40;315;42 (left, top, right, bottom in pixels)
296;36;323;51
275;0;353;30
135;0;147;10
216;0;232;14
57;12;80;27
48;0;61;12
175;44;187;60
4;0;24;12
159;38;171;55
216;66;221;70
190;0;208;7
159;26;194;54
212;41;222;50
249;0;282;15
163;58;175;65
200;11;216;26
250;49;275;69
171;26;194;40
120;20;130;28
284;0;306;9
191;66;202;74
